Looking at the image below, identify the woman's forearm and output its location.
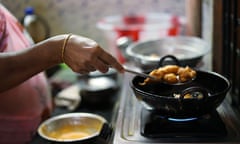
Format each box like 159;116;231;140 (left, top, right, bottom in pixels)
0;34;124;92
0;35;63;92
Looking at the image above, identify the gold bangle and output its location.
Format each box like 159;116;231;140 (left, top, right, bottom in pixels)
61;34;72;63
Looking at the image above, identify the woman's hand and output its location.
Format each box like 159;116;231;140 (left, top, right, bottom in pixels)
62;34;124;74
0;34;124;92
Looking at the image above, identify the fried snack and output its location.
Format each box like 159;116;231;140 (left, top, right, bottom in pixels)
139;68;164;85
163;73;178;84
183;93;193;99
178;66;196;82
161;65;179;74
140;65;196;85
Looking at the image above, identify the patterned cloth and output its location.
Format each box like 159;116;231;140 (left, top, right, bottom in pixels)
0;4;53;144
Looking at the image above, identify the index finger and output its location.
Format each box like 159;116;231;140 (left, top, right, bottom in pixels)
98;49;124;73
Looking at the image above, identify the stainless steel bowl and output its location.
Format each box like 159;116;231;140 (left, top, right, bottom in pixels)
126;36;210;71
38;113;110;143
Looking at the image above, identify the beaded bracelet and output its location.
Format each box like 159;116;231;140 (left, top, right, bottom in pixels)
61;34;72;63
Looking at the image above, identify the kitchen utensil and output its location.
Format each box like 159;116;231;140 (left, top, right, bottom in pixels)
126;36;210;71
38;113;112;143
125;67;196;86
80;77;119;106
124;67;156;80
77;68;118;80
130;70;231;118
97;13;186;63
128;55;196;85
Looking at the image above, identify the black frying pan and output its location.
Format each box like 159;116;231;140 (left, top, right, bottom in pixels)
131;70;231;119
130;56;231;119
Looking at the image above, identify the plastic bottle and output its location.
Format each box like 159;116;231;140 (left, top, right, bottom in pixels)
22;6;50;43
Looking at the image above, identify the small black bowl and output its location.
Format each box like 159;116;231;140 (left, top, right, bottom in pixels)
80;77;119;106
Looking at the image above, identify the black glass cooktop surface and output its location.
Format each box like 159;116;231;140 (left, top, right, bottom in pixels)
141;108;228;138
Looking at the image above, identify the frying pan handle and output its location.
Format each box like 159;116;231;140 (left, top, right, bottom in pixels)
180;86;209;100
157;55;181;68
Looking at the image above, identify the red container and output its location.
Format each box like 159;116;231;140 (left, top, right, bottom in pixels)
97;13;186;63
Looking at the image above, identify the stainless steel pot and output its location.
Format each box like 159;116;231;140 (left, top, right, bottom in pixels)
125;36;210;71
38;113;112;143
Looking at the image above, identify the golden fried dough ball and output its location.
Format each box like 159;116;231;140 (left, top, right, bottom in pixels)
139;69;164;85
183;93;193;99
139;65;196;85
161;65;179;74
178;66;196;82
163;73;178;84
151;68;165;79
